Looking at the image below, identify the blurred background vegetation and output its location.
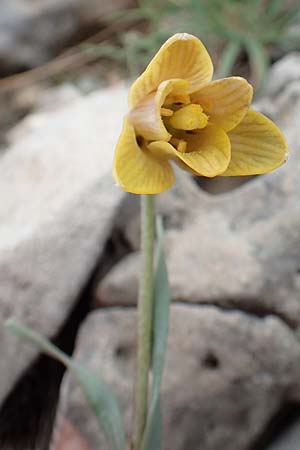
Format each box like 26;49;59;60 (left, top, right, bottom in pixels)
1;0;300;137
91;0;300;92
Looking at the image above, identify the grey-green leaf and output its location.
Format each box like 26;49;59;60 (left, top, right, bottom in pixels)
141;217;171;450
245;39;269;94
5;320;127;450
215;40;240;79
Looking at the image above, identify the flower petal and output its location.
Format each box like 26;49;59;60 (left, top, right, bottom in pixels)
129;33;213;109
147;140;176;160
149;125;230;177
148;140;200;175
173;125;231;177
129;79;189;141
113;117;175;194
192;77;253;131
223;109;289;176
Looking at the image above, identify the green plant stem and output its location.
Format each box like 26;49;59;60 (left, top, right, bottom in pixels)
135;194;155;449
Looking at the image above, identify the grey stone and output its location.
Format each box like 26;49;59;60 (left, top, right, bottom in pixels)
267;420;300;450
265;53;300;96
32;83;83;112
57;305;300;450
96;252;139;306
99;169;201;256
0;85;128;404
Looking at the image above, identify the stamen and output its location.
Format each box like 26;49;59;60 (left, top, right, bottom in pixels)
170;137;180;146
161;107;173;117
170;104;209;131
170;137;187;153
177;140;187;153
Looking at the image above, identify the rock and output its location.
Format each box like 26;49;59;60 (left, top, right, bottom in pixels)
98;164;300;326
51;418;94;450
32;83;82;112
272;80;300;145
96;252;139;306
267;419;300;450
0;0;134;73
96;170;208;305
97;72;300;328
56;305;300;450
0;85;128;405
265;53;300;96
0;83;85;150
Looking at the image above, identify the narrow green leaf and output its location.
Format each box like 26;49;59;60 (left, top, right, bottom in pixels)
245;39;269;94
6;320;127;450
142;401;162;450
215;40;240;79
151;217;171;397
141;217;171;450
266;0;286;18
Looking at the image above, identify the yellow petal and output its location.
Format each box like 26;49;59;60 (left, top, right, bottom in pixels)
147;140;176;160
173;125;231;176
223;109;289;176
192;77;253;132
113;117;175;194
129;33;213;109
150;125;231;177
148;140;200;175
129;79;189;141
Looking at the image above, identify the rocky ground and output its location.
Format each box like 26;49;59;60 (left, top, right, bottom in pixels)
1;49;300;449
0;0;134;74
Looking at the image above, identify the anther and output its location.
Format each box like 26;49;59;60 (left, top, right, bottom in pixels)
161;107;173;117
170;137;187;153
169;104;209;131
177;140;187;152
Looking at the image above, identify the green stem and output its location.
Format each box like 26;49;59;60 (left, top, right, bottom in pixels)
134;194;155;449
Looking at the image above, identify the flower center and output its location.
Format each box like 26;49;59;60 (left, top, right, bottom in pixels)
160;102;209;153
169;104;208;131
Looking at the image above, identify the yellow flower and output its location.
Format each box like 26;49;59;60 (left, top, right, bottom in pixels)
113;33;288;194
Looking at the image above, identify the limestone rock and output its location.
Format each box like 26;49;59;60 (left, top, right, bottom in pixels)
51;418;93;450
265;52;300;96
0;85;128;405
267;420;300;450
96;252;139;306
57;305;300;450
